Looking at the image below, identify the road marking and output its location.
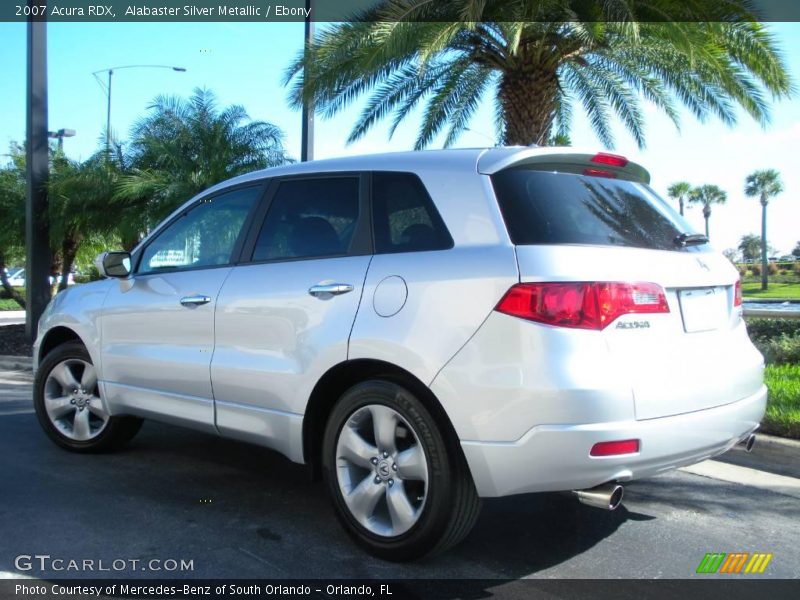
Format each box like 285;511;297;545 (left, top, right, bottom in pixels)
680;459;800;500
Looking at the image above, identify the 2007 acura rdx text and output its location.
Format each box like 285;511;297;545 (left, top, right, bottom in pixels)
33;147;766;560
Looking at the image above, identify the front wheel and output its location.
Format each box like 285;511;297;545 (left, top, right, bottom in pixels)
34;342;143;452
322;380;480;561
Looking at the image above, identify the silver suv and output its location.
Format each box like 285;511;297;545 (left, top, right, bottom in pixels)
33;147;766;561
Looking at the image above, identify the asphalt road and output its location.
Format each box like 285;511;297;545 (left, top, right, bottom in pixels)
0;379;798;583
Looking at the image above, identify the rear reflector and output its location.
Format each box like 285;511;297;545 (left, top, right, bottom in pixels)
591;152;629;167
495;282;669;330
590;439;640;457
734;279;742;307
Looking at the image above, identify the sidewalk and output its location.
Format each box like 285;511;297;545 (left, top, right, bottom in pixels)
0;359;33;415
0;311;25;327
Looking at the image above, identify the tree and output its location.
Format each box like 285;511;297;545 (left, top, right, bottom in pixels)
745;169;783;291
738;234;762;262
117;88;290;248
722;248;737;264
667;181;692;216
284;1;791;150
0;147;26;307
48;152;120;291
793;241;800;258
688;184;726;239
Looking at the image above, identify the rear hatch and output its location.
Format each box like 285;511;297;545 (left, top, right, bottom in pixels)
486;150;763;420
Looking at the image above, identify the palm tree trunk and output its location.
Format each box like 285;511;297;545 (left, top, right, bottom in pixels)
498;67;559;146
703;205;711;239
761;198;768;291
679;199;684;216
58;231;82;292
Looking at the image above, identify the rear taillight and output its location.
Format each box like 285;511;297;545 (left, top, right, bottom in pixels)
495;282;669;330
590;439;640;457
734;280;742;307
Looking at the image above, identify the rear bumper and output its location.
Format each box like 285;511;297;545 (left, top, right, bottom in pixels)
461;385;767;497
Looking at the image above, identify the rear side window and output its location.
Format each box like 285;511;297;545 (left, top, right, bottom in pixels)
491;169;704;252
371;172;452;254
252;178;359;261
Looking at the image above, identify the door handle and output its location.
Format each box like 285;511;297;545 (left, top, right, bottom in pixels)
308;283;354;298
180;295;211;306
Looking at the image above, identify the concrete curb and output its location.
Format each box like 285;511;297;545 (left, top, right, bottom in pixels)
0;355;32;372
714;433;800;480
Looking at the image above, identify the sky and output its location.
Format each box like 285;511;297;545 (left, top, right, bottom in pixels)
0;20;798;255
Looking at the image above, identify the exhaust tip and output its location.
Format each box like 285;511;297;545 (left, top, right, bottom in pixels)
573;483;624;511
745;433;756;453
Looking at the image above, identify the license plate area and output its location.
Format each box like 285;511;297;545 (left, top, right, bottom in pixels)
678;287;728;333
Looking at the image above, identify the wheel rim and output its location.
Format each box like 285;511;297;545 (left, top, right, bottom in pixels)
335;404;429;537
43;358;109;441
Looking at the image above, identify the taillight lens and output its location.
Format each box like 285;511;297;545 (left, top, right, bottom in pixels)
591;152;629;167
734;280;742;307
495;282;669;330
590;439;640;457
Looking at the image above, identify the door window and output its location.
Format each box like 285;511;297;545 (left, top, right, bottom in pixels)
138;186;261;274
252;177;360;261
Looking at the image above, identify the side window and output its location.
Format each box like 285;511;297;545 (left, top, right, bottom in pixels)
252;177;360;261
138;186;261;274
371;172;452;253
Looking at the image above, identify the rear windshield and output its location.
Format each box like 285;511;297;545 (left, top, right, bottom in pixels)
491;168;706;252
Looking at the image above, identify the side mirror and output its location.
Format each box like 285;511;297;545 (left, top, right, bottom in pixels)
95;251;132;278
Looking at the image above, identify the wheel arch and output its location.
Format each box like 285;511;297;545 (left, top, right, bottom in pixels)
303;358;466;480
38;326;84;363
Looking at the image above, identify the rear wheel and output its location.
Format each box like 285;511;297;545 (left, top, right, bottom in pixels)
34;342;143;452
322;380;480;561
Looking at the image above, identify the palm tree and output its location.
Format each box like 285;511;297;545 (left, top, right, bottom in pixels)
745;169;784;290
738;233;762;263
284;1;791;149
667;181;692;216
117;88;290;247
688;185;727;239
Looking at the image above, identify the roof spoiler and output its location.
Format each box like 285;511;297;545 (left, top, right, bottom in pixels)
477;147;650;184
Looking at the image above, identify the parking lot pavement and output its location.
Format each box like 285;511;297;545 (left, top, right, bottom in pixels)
1;370;798;581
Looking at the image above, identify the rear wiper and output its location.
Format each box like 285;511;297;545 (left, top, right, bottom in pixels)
674;233;708;247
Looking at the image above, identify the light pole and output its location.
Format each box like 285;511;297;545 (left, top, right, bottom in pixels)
92;65;187;154
48;128;75;151
301;0;314;162
26;0;51;343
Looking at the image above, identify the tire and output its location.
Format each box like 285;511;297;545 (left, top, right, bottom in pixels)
322;380;481;561
34;342;143;453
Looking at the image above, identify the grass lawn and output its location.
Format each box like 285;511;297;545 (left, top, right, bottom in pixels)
0;298;23;311
762;364;800;439
741;281;800;300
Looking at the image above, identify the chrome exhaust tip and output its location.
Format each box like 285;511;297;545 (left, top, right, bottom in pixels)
739;433;756;453
573;483;624;511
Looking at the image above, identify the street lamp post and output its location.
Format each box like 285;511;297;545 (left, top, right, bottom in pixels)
26;0;51;343
301;0;314;162
92;65;187;154
48;128;76;151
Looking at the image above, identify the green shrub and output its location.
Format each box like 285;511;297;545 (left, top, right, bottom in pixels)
762;364;800;439
746;318;800;341
751;264;761;276
768;262;779;276
754;334;800;365
795;263;800;277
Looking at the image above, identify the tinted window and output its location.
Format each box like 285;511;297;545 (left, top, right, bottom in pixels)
138;186;260;274
491;169;705;251
372;172;452;254
252;178;359;261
